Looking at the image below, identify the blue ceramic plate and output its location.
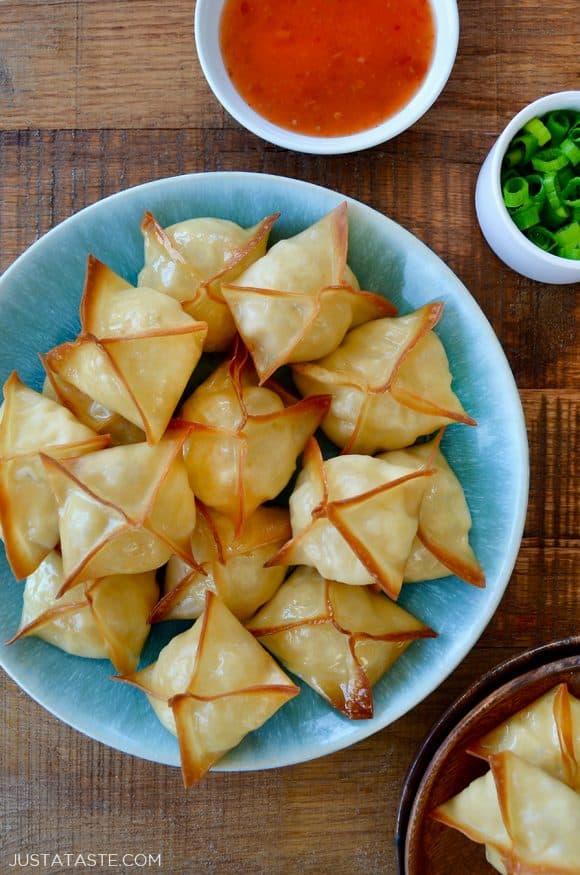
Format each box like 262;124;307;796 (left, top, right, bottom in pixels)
0;172;528;771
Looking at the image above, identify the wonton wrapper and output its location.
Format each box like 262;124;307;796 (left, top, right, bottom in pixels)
0;372;109;579
152;503;291;622
44;256;208;443
180;340;330;531
468;684;580;790
247;567;435;719
432;751;580;874
139;212;278;351
42;366;144;446
292;302;476;453
7;550;158;675
378;430;484;587
119;592;299;786
42;424;197;591
221;203;396;382
269;438;433;599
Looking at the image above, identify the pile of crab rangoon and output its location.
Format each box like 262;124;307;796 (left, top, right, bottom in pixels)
0;203;484;786
433;683;580;874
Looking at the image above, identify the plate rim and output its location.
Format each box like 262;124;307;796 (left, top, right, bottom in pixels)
0;170;530;772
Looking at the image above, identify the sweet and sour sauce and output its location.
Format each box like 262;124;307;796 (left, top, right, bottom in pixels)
220;0;435;137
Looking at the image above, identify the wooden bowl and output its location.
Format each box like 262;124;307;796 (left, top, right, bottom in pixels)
395;636;580;875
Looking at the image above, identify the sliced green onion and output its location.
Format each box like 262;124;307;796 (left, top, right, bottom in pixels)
542;201;570;228
504;145;524;168
557;165;574;189
524;117;551;146
557;244;580;259
503;176;530;209
545;111;571;145
511;133;539;162
543;172;565;210
560;131;580;166
526;225;557;252
501;167;519;184
562;177;580;208
500;110;580;252
553;221;580;247
525;173;546;205
511;203;541;230
531;148;570;172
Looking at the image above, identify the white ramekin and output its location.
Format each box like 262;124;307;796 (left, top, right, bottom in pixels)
194;0;459;156
475;91;580;285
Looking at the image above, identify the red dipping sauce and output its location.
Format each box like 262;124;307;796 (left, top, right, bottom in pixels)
220;0;435;137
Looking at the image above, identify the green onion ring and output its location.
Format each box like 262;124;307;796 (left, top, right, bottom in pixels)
511;133;539;163
531;148;570;172
503;176;530;209
524;173;546;205
562;177;580;208
542;202;570;228
526;225;557;252
557;244;580;259
554;221;580;247
511;203;541;230
545;111;571;145
560;131;580;166
524;117;551;146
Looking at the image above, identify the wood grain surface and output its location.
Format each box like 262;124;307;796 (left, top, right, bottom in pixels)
0;1;578;874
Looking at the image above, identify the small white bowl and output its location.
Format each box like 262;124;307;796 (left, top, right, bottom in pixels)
194;0;459;155
475;91;580;285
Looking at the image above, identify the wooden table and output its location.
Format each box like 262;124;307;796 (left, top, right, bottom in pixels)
1;2;578;873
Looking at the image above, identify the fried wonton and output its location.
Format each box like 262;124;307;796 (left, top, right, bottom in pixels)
138;212;279;351
432;751;580;874
119;592;299;786
151;503;291;622
7;550;158;675
44;256;208;444
247;567;435;719
42;365;144;446
0;372;109;580
468;684;580;790
221;203;396;382
180;340;330;531
268;438;433;599
378;430;485;587
42;424;197;592
292;302;476;453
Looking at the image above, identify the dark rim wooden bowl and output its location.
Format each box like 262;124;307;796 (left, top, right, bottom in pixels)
395;636;580;875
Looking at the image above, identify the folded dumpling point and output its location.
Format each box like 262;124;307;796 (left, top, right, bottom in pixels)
139;212;278;351
247;567;435;719
7;550;159;675
118;592;299;786
180;339;331;532
269;438;433;599
468;683;580;790
292;302;476;453
221;203;396;382
45;256;208;443
42;364;144;446
378;430;485;587
42;424;197;592
0;371;109;579
151;503;291;622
